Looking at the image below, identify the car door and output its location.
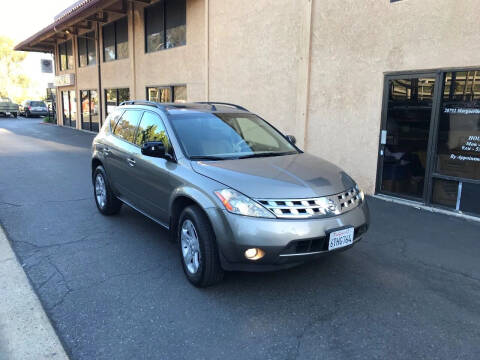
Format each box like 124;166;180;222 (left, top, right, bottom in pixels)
131;111;179;225
106;109;143;205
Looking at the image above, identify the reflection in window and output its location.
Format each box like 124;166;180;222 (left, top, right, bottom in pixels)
78;31;96;67
436;71;480;180
103;17;128;62
62;90;76;128
113;110;143;143
58;40;73;71
381;78;436;198
135;112;171;153
80;90;100;132
145;0;186;53
105;88;130;116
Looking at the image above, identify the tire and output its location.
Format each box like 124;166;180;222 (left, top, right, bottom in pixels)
178;205;224;287
12;113;17;118
93;165;122;215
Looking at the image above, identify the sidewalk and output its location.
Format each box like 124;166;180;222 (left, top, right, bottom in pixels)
0;226;69;360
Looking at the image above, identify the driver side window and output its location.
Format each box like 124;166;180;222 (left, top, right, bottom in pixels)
135;112;171;153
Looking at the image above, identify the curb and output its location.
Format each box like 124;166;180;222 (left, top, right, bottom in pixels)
0;226;69;360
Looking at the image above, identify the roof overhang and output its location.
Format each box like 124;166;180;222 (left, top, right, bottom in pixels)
14;0;137;53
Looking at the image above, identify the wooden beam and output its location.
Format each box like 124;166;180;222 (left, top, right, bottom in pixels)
103;8;127;16
76;21;93;30
87;13;109;23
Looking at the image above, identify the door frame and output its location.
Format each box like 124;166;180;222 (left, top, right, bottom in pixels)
375;71;444;204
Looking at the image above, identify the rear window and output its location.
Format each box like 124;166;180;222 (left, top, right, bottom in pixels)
31;101;46;107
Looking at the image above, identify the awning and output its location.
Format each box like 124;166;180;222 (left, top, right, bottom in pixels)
14;0;132;53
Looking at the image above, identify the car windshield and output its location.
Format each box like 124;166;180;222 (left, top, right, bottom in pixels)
31;101;46;107
170;112;299;160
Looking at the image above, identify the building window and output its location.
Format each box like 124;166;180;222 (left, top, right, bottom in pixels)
145;0;186;53
58;40;74;71
105;88;130;116
80;90;100;132
78;31;96;67
62;90;77;128
103;17;128;62
147;85;187;103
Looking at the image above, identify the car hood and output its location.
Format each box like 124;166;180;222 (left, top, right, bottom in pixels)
191;153;355;199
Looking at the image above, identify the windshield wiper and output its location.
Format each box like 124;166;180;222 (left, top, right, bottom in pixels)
189;155;230;161
236;151;296;159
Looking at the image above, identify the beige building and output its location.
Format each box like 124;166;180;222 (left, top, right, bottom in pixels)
16;0;480;217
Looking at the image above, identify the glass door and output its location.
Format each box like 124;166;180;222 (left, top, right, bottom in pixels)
377;75;438;200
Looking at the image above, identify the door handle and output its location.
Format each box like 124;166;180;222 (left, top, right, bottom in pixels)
127;158;136;167
103;147;110;156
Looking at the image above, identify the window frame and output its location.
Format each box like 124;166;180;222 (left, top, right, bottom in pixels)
104;88;130;117
102;17;129;62
144;0;186;54
78;31;96;67
146;84;187;103
58;39;73;71
61;90;77;128
80;89;100;132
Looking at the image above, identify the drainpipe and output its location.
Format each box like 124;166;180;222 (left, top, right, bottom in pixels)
96;21;103;124
130;1;137;99
204;0;209;101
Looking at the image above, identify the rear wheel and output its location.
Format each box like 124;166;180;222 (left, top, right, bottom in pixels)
12;112;17;118
93;165;122;215
178;205;224;287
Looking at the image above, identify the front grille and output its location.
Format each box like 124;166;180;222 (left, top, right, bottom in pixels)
256;187;363;219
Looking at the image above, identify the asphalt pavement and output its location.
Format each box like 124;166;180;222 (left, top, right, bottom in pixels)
0;117;479;360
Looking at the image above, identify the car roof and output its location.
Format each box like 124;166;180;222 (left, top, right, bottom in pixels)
117;101;251;116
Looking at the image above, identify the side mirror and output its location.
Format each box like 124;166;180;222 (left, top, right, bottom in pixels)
141;141;167;159
286;135;296;145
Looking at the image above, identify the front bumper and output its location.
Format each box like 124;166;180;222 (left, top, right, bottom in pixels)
206;200;370;271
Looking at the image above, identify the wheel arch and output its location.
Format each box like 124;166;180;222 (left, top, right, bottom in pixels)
169;188;217;239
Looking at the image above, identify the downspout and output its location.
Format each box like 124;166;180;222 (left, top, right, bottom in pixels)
96;21;103;124
130;1;137;99
204;0;209;101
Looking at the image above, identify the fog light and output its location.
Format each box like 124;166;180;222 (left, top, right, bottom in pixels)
244;248;265;260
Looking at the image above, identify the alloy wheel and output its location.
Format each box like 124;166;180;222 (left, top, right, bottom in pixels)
181;219;201;274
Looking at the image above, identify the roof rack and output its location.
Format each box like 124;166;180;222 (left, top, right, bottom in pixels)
195;102;249;111
119;100;162;108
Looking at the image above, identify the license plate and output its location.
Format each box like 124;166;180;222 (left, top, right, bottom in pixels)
328;227;354;251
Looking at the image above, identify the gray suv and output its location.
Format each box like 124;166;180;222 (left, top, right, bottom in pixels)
91;101;369;286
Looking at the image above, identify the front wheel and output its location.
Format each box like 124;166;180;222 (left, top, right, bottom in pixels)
93;165;122;215
178;205;224;287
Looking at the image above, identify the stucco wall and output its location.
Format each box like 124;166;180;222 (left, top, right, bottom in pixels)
307;0;480;193
207;0;302;135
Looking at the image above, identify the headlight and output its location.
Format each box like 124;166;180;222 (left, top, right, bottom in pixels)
214;189;275;218
355;184;365;201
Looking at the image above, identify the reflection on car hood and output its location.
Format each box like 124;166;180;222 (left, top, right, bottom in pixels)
191;153;355;199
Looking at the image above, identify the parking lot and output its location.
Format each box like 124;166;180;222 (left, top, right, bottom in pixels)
1;117;480;360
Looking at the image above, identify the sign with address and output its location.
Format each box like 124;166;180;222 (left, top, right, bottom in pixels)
54;74;75;87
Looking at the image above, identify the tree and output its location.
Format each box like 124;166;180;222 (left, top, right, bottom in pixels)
0;36;32;103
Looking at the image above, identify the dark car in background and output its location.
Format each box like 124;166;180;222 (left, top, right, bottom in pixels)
20;100;48;117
